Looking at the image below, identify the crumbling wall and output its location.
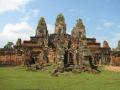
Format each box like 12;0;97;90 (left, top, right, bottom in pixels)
0;54;23;66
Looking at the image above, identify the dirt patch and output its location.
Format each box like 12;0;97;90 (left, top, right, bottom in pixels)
105;66;120;72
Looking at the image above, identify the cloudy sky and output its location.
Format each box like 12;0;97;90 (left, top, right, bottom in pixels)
0;0;120;48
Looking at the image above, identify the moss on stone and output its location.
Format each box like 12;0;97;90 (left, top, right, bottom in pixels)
76;18;85;28
56;13;65;24
37;17;47;29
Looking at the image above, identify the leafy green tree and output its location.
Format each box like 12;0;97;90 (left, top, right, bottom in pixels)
4;42;14;49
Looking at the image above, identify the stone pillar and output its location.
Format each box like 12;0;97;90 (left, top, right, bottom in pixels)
73;50;77;65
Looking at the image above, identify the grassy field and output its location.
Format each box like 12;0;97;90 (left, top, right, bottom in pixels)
0;65;120;90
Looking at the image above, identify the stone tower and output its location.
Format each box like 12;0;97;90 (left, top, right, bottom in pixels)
116;40;120;51
102;40;111;65
36;17;48;38
16;38;22;47
71;18;86;39
103;40;110;48
55;13;66;35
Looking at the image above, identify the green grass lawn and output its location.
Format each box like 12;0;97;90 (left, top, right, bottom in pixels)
0;65;120;90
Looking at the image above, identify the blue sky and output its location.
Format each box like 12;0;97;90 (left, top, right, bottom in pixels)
0;0;120;48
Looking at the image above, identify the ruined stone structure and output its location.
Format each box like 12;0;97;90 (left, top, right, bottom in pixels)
111;41;120;66
0;42;23;66
0;13;120;68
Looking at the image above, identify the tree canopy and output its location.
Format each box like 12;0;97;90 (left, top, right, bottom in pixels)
4;42;14;49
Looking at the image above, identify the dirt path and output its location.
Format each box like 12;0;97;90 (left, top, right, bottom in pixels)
105;66;120;72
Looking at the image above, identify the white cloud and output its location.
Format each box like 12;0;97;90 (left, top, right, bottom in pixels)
103;22;120;29
68;9;82;14
68;9;77;13
0;23;55;47
21;9;39;21
32;9;39;17
0;23;59;47
0;21;34;47
0;0;31;13
68;9;83;17
96;20;120;30
96;26;103;30
67;31;71;34
103;22;115;27
47;24;54;34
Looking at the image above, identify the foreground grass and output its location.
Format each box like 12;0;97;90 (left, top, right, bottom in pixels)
0;65;120;90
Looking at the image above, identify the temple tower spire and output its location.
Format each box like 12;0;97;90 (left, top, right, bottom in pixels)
103;40;110;48
55;13;66;35
71;18;86;39
36;17;48;38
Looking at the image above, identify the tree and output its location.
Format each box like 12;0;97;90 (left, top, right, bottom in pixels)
4;42;14;49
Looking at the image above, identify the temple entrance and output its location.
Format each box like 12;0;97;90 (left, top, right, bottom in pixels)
30;56;36;65
69;52;74;65
64;50;68;67
87;56;97;69
83;56;94;67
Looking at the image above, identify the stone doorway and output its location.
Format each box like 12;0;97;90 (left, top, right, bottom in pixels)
64;50;69;67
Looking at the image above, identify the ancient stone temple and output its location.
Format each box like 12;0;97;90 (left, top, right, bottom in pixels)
0;42;23;66
0;13;120;68
111;41;120;66
21;17;49;67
